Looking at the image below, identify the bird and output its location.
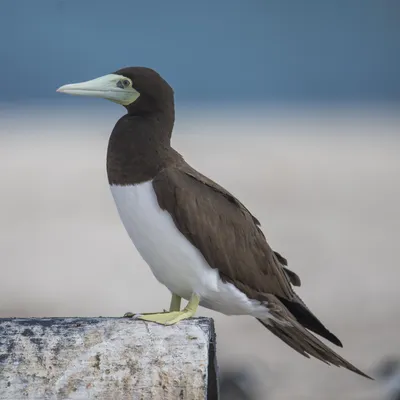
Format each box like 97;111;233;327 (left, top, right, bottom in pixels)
57;66;372;379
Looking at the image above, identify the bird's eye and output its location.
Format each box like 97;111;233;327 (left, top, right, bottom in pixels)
117;79;130;89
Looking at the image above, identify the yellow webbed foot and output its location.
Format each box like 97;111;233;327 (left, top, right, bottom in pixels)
134;293;199;325
124;293;182;318
135;311;187;325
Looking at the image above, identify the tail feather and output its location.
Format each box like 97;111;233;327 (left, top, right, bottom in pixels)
258;318;373;380
277;295;343;347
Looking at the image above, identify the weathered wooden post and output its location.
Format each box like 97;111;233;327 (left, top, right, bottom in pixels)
0;317;219;399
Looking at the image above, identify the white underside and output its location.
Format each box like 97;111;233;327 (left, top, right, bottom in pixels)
110;181;270;318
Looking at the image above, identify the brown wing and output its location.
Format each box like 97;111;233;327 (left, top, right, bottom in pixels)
152;165;372;378
153;165;341;347
152;165;296;302
181;165;301;286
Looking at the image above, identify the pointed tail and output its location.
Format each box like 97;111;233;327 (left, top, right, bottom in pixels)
258;318;373;380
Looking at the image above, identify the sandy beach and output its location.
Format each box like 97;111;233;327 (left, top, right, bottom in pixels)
0;107;399;399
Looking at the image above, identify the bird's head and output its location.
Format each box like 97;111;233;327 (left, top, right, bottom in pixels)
57;66;174;114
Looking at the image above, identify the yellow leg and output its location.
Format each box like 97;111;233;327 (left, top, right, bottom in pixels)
136;294;200;325
169;293;182;312
124;293;182;318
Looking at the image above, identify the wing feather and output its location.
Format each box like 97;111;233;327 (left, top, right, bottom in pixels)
152;166;296;301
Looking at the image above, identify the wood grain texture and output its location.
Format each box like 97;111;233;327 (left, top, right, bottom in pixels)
0;317;218;400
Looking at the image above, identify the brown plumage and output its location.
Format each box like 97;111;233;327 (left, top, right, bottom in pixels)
151;165;371;379
103;67;372;379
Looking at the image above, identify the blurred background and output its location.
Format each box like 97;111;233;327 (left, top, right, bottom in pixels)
1;1;399;399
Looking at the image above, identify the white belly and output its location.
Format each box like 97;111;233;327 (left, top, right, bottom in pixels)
109;181;270;318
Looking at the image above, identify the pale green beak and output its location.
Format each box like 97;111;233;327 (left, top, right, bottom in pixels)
57;73;140;106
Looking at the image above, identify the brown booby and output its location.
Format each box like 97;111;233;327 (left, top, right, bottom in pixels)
57;67;371;379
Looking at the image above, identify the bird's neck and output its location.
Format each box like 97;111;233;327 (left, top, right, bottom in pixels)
106;109;176;185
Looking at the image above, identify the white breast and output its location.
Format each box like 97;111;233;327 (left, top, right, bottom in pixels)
109;181;270;318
